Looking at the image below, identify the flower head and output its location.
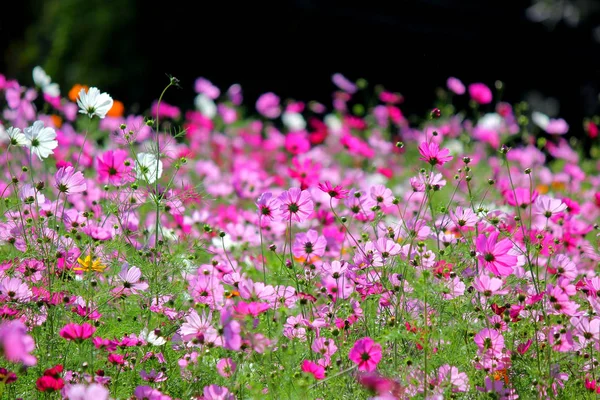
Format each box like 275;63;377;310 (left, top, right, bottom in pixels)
135;152;163;184
278;187;314;223
59;322;96;343
55;166;87;195
77;87;114;119
24;120;58;160
348;337;382;372
74;255;107;273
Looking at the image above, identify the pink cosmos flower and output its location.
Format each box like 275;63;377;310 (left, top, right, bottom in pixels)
201;384;235;400
468;83;493;104
474;328;505;356
112;263;149;296
534;195;567;218
449;206;479;230
437;364;469;393
292;229;327;261
447;77;466;95
504;187;538;208
180;309;212;342
97;149;131;185
256;92;281;119
55;166;86;195
59;323;96;343
473;274;509;296
216;358;236;378
133;385;171;400
301;360;325;380
285;132;311;155
256;192;282;221
278;187;314;223
195;77;220;99
418;141;453;166
65;383;109;400
348;337;382;372
140;369;168;382
0;276;32;301
312;337;338;357
318;181;349;199
332;73;357;93
369;184;394;208
0;320;36;366
476;232;517;277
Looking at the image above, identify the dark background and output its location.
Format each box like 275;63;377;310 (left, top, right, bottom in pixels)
2;0;600;135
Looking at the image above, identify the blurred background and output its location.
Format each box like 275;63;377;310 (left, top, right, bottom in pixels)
2;0;600;136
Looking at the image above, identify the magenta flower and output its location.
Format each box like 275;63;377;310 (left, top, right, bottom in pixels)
278;187;314;223
97;149;131;185
301;359;325;380
59;322;96;343
504;187;538;208
55;166;86;195
475;231;517;277
418;141;453;166
140;369;168;382
348;337;382;372
256;92;281;119
318;181;349;199
468;82;493;104
0;320;36;366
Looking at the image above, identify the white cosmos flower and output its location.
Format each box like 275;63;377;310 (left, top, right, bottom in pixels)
77;87;114;119
282;112;306;131
32;66;51;88
6;126;28;147
139;328;167;346
135;152;163;184
23;121;58;160
32;66;60;96
194;93;217;118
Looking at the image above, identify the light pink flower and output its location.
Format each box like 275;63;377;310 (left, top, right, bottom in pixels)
447;77;465;95
256;92;281;119
0;320;36;366
216;358;236;378
55;166;86;195
65;383;109;400
278;187;314;223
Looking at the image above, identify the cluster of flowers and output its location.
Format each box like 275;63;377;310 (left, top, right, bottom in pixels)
0;66;598;399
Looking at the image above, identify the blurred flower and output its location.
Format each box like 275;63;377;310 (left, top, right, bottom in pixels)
135;152;163;184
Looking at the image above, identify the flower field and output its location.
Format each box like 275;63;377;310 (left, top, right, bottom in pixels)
0;67;599;399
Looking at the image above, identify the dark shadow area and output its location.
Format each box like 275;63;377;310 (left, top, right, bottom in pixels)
1;0;600;136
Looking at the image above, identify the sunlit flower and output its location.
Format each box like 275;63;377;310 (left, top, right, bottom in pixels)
5;126;27;147
77;87;114;119
23;120;58;160
74;255;107;273
135;152;163;184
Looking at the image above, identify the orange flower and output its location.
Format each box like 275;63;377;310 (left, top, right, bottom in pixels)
69;84;89;102
50;115;63;128
106;100;124;118
492;369;509;384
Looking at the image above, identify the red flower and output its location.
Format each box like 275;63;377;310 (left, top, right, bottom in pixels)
36;376;64;392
